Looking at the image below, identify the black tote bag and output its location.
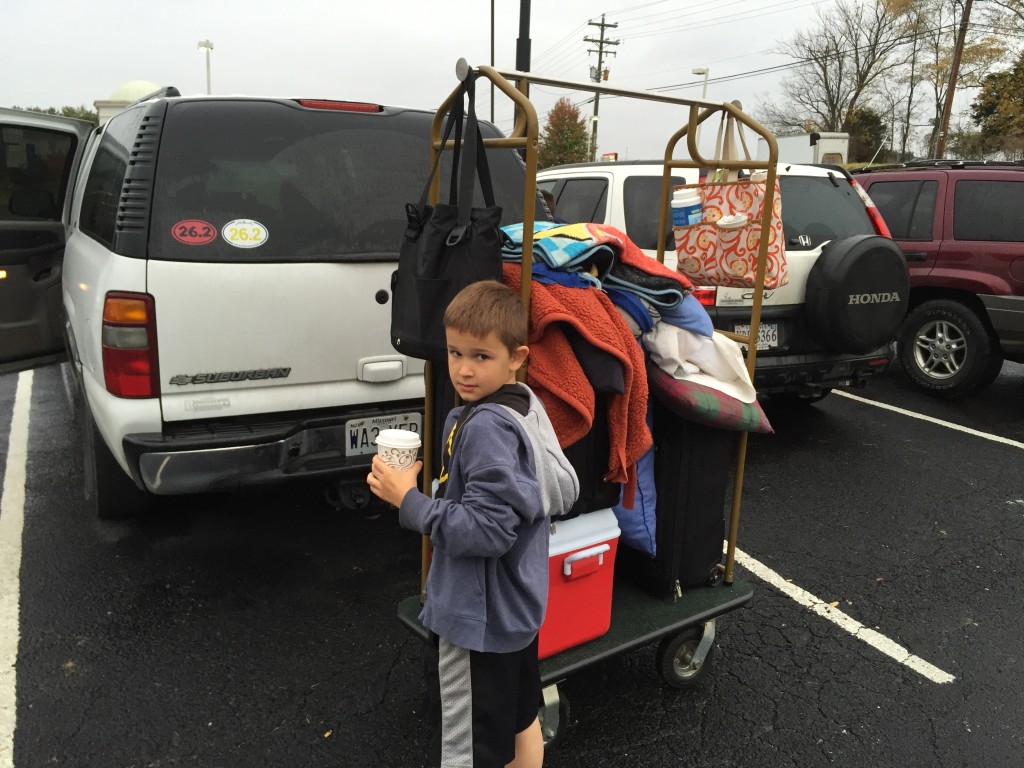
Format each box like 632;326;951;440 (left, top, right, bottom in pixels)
390;72;503;361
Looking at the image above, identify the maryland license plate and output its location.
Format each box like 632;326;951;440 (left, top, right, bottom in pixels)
734;322;779;351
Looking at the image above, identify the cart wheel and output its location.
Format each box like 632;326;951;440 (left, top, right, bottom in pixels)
656;620;716;689
538;683;569;748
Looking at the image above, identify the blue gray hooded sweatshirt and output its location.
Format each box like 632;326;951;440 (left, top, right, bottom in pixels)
399;383;580;653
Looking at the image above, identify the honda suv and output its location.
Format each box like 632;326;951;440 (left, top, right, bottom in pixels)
0;92;533;518
537;161;909;403
853;161;1024;398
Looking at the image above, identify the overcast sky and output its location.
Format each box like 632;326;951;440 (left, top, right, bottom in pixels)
3;0;880;158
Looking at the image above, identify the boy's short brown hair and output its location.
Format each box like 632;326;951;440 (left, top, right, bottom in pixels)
444;280;528;352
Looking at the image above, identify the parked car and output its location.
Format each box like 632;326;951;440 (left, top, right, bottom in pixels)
853;161;1024;398
537;160;909;403
0;93;535;519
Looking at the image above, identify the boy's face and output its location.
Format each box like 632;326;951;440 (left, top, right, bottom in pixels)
446;328;528;403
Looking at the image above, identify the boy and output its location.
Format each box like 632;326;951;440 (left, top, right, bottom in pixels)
368;280;579;768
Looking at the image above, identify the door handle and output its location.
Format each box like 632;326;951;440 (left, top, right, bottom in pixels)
902;251;928;262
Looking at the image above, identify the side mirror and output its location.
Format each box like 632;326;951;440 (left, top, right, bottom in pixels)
9;188;58;219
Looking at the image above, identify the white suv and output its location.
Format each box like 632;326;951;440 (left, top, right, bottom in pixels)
537;160;909;403
0;94;532;518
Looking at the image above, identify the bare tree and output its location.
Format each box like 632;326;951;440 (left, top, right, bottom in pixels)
758;0;916;135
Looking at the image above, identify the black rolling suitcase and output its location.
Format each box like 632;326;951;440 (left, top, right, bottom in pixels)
619;396;737;598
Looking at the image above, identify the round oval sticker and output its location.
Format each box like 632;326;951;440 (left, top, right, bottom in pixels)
171;219;217;245
222;218;268;249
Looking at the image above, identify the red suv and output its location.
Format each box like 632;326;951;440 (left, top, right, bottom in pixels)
854;162;1024;398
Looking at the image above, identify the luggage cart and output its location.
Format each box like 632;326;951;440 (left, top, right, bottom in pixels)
396;60;778;744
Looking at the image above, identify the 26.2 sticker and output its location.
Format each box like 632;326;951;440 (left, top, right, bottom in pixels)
172;219;216;245
222;218;268;249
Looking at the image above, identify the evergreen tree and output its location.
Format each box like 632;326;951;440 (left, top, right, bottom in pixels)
10;105;99;126
971;51;1024;159
538;98;590;168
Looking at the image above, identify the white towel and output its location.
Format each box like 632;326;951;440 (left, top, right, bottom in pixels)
642;323;758;403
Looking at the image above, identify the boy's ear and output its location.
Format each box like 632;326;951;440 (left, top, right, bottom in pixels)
511;345;529;370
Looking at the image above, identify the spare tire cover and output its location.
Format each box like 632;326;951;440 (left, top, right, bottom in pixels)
804;235;909;354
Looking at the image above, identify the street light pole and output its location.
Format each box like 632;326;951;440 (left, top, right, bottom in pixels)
691;67;709;150
197;39;214;95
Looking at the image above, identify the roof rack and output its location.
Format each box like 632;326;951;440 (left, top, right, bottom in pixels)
851;159;1024;173
126;86;181;109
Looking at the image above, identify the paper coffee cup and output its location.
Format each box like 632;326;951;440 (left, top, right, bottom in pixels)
375;429;421;471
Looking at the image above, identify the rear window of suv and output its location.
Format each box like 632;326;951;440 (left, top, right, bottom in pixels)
953;179;1024;242
778;174;875;250
149;100;529;262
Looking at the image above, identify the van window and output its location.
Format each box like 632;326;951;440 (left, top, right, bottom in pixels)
953;179;1024;242
80;109;145;247
866;180;937;241
778;174;875;250
0;124;76;221
552;178;608;226
149;101;529;263
622;175;686;250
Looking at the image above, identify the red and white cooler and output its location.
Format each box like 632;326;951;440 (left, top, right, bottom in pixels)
538;508;621;659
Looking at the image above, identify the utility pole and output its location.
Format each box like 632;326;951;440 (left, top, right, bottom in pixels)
584;15;618;161
197;39;214;95
934;0;973;158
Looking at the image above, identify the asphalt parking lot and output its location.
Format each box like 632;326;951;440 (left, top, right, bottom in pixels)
1;361;1022;767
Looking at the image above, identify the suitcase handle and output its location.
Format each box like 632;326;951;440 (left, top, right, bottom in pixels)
563;544;611;577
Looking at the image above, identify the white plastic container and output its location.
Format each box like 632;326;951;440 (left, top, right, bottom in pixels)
671;187;703;227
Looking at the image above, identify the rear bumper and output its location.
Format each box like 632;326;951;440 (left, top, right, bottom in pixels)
122;400;423;495
751;346;893;395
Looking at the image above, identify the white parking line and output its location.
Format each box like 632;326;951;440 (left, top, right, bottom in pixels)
836;390;1024;450
734;545;956;684
0;370;32;768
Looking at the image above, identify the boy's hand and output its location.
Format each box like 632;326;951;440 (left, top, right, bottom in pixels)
366;455;423;508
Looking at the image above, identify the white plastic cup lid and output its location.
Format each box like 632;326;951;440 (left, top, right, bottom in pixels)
375;428;422;449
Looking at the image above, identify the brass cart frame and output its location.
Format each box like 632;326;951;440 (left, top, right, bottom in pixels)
400;61;778;737
417;61;778;589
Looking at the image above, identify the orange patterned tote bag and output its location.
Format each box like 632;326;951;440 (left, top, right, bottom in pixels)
673;176;787;289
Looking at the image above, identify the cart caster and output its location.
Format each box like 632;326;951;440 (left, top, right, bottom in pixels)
538;683;569;748
656;620;716;689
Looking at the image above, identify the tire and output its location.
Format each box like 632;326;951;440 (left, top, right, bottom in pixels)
81;406;153;520
655;626;714;689
804;235;909;354
897;299;1003;399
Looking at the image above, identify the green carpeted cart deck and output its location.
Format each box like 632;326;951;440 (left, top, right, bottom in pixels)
397;576;753;685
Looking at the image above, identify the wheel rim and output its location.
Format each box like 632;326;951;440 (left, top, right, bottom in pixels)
672;641;703;680
912;319;967;379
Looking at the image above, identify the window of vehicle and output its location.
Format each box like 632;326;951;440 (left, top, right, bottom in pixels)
953;179;1024;242
551;178;608;227
149;101;529;263
864;180;937;241
778;174;875;250
622;175;686;250
80;108;145;247
0;124;76;221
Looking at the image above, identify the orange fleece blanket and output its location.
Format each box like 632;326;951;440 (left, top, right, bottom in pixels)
503;263;651;507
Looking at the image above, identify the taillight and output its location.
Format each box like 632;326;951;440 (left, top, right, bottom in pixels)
296;99;382;112
692;287;717;307
850;179;892;238
102;292;159;398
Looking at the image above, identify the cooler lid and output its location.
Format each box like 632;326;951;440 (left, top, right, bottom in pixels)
549;508;621;557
